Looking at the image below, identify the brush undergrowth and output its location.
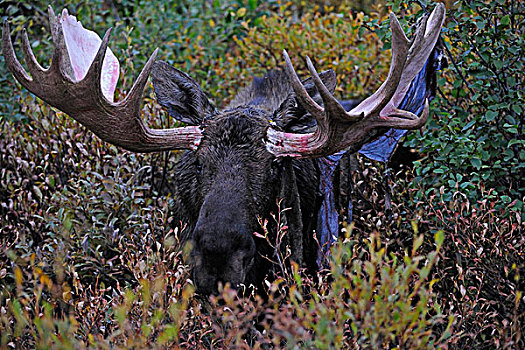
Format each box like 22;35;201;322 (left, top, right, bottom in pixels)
1;0;523;348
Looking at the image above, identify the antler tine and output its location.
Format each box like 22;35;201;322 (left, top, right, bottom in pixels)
283;49;324;119
426;3;444;36
410;7;443;64
49;12;67;76
412;12;429;49
381;3;445;115
372;12;410;114
2;21;33;86
48;6;75;79
348;13;410;119
82;27;113;100
305;56;362;123
20;29;45;77
48;6;58;41
401;14;431;77
379;98;430;129
120;48;159;111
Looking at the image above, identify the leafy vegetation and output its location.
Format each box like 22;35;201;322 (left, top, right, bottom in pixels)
1;0;523;349
404;0;524;216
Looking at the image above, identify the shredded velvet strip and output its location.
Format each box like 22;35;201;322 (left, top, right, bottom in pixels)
316;47;445;263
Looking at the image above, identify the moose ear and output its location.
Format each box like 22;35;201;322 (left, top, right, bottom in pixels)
274;69;338;132
152;61;216;125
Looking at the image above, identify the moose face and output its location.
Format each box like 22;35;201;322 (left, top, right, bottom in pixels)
176;109;280;294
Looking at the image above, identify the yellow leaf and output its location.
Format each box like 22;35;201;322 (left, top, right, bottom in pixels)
237;7;246;17
14;266;23;286
62;283;72;301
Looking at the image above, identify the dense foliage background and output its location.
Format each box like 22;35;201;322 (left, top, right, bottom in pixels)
1;0;523;348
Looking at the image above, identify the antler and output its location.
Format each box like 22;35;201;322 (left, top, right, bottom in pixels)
2;7;202;153
266;3;446;158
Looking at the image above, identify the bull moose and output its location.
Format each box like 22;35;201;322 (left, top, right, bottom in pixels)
2;4;445;294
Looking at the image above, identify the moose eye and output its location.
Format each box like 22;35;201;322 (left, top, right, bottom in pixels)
195;161;202;172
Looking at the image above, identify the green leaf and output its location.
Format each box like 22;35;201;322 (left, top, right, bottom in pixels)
475;20;485;30
504;123;518;133
485;110;498;122
462;120;476;131
434;230;444;247
471;158;482;169
33;186;42;201
63;213;73;231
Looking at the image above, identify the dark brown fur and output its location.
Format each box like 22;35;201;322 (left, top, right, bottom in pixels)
153;65;333;294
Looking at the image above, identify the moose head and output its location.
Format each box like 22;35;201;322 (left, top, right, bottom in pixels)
2;4;445;294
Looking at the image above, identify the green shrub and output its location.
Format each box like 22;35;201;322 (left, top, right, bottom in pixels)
346;154;524;348
233;2;389;99
260;230;452;349
390;0;525;217
1;226;449;349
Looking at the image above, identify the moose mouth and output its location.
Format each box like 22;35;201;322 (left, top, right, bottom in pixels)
190;227;257;295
